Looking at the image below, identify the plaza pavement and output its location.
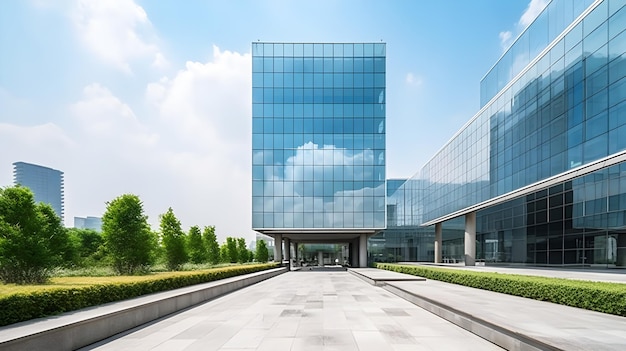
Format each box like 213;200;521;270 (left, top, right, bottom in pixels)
3;264;626;350
79;270;504;351
355;264;626;350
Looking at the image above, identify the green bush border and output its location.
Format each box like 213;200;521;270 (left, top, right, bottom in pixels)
0;263;279;327
375;263;626;317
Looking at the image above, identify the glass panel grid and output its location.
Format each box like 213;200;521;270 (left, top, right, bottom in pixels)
252;43;386;230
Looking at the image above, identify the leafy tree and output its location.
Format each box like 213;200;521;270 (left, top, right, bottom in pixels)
0;186;68;284
160;207;188;270
226;237;238;263
219;242;229;263
38;203;72;266
237;238;248;263
255;239;269;263
67;228;105;266
203;226;219;265
64;228;82;266
187;225;206;264
102;194;155;274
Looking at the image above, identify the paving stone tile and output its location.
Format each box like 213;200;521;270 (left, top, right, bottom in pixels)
79;272;503;350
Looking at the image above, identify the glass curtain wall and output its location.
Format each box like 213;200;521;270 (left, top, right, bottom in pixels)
481;0;597;107
391;0;625;267
477;161;626;267
252;43;386;230
420;0;626;224
370;178;434;264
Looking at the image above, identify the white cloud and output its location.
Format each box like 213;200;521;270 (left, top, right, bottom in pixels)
142;45;255;242
70;0;166;73
405;72;423;87
0;123;75;158
152;52;170;69
148;45;251;149
70;83;158;147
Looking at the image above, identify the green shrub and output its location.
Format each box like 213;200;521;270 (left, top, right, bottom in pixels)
375;263;626;317
0;263;279;327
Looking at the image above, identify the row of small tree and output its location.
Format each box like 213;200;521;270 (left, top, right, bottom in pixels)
0;187;271;284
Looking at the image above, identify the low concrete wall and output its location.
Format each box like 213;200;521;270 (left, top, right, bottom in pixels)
348;268;378;285
381;283;557;351
0;267;287;351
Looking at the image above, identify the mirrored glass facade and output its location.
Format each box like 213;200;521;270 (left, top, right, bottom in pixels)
481;0;596;107
420;0;626;224
370;179;434;264
385;0;626;267
252;43;386;230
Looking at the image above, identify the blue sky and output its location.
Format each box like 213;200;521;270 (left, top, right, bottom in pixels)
0;0;548;243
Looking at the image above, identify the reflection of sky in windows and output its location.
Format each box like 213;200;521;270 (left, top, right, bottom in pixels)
252;43;386;229
481;0;597;107
417;1;626;224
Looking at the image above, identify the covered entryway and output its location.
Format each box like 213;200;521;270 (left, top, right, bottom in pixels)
263;231;375;268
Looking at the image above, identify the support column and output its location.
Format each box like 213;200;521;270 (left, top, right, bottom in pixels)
293;242;298;266
273;234;282;263
617;233;626;267
318;251;324;266
349;242;356;267
284;238;291;268
465;212;476;266
435;222;443;263
359;233;368;268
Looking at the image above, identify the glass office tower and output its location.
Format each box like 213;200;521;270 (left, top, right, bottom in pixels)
386;0;626;267
13;161;65;221
252;43;386;232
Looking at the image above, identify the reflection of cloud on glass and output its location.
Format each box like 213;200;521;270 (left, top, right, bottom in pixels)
265;182;386;228
281;142;374;182
255;141;385;228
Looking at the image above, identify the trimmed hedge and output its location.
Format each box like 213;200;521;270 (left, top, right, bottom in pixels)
0;263;279;327
375;263;626;317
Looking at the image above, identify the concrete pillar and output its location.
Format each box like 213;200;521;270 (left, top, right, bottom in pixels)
352;239;360;267
318;251;324;266
435;222;443;263
617;234;626;267
284;237;291;262
359;233;368;268
273;234;282;263
293;242;298;265
465;212;476;266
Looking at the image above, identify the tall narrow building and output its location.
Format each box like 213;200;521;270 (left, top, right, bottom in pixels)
252;43;386;267
13;161;65;221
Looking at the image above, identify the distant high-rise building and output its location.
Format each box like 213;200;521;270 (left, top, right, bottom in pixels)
74;216;102;232
13;161;64;221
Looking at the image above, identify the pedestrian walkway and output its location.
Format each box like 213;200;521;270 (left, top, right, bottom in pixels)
350;266;626;351
80;271;503;351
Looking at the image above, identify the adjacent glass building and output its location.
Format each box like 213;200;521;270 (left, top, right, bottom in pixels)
383;0;626;267
13;161;65;221
252;43;386;267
